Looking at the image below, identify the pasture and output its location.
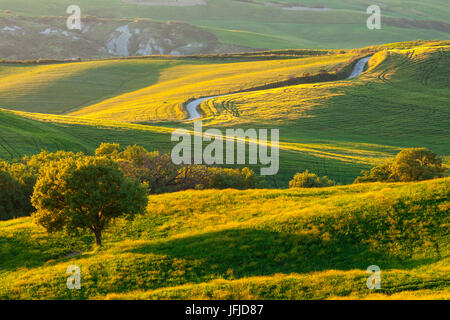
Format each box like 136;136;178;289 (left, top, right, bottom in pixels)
0;177;448;299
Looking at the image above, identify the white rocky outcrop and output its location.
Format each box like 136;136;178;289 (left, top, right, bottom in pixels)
136;38;165;55
107;25;133;56
39;28;70;37
2;25;21;31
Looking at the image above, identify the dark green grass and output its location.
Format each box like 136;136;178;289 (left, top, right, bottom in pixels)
0;110;172;160
0;109;368;185
0;60;183;114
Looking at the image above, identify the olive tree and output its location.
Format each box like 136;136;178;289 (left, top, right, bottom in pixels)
31;156;148;246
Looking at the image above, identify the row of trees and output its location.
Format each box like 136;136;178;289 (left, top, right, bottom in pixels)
95;143;266;194
0;144;265;245
0;144;266;219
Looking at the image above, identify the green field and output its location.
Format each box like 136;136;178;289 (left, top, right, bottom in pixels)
0;60;182;114
0;0;448;50
0;108;178;160
0;41;448;185
0;178;448;299
0;52;353;119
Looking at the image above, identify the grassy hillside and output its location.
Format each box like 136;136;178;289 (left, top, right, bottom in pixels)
200;42;450;154
0;0;448;51
0;109;173;160
0;41;448;185
0;178;448;299
1;108;383;185
0;51;355;119
0;59;183;114
69;53;355;121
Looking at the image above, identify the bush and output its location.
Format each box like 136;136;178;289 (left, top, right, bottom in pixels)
95;142;121;158
289;170;336;188
190;166;266;190
390;148;446;181
355;148;447;183
0;170;28;220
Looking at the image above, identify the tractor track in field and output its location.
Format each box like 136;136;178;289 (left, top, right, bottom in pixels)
0;140;14;159
377;50;416;85
0;136;21;159
329;48;449;123
377;48;448;88
419;48;448;86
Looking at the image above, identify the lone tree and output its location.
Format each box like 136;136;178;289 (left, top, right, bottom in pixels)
31;156;148;246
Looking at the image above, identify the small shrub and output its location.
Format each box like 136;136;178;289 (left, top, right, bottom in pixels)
289;170;336;188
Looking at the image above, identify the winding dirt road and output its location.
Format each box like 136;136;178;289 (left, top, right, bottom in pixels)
347;56;372;79
186;56;372;120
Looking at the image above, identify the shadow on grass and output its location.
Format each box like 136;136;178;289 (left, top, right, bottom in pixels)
126;228;435;281
0;233;93;271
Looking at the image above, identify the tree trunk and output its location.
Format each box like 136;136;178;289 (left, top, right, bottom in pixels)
433;240;441;259
94;230;102;247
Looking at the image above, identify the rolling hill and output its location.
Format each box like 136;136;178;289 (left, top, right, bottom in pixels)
0;0;449;60
0;40;448;185
0;177;448;299
0;109;174;160
0;13;254;60
0;50;353;118
0;6;448;300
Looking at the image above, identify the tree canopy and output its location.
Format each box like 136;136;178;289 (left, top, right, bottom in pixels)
31;156;148;246
289;170;336;188
0;169;28;220
355;148;447;183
